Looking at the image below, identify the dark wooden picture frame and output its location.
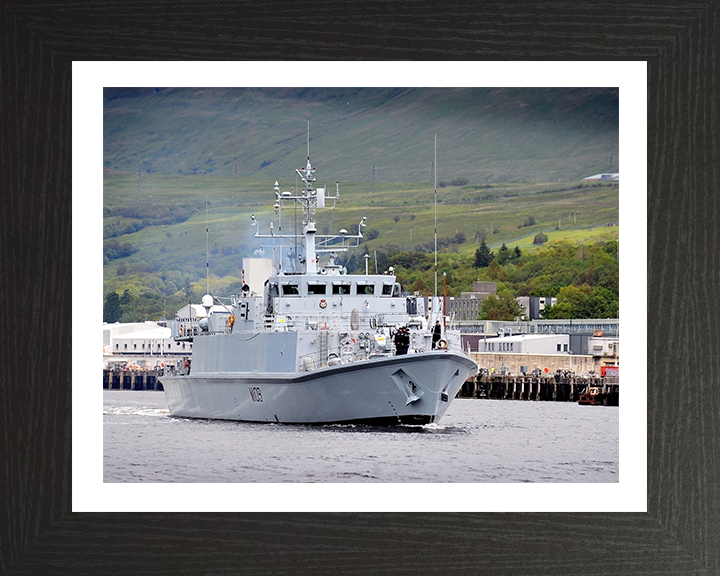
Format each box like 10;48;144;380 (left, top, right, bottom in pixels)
2;2;717;574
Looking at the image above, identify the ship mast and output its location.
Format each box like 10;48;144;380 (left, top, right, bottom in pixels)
252;126;366;275
296;154;319;273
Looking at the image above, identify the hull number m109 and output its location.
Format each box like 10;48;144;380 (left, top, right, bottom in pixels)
249;387;264;403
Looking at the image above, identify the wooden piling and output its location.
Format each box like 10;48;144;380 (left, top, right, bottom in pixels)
459;375;617;405
103;370;164;391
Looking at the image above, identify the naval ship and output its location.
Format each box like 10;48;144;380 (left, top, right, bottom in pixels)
160;150;478;425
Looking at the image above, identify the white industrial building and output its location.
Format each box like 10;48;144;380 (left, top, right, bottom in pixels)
582;172;619;182
103;298;234;368
586;336;619;358
103;321;192;361
479;333;570;354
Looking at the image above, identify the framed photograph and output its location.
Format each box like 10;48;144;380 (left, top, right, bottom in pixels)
3;3;716;574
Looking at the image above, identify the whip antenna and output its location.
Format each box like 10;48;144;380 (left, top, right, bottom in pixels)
205;194;209;295
434;135;438;323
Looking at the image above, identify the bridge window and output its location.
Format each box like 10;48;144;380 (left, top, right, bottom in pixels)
282;284;299;295
332;282;351;295
382;284;393;295
307;283;326;295
357;283;375;295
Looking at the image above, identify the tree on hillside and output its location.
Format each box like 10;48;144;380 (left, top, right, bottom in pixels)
533;232;548;245
542;284;618;319
120;289;134;306
103;239;137;262
486;259;508;281
602;240;619;258
411;277;427;294
496;243;510;265
474;239;494;268
103;292;121;323
511;246;522;262
478;289;523;321
364;228;380;241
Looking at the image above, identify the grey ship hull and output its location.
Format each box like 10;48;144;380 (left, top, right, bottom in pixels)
161;352;476;425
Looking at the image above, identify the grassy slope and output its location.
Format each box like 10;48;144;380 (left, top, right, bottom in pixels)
103;173;618;287
104;87;619;183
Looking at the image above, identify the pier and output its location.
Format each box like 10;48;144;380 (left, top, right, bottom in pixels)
459;374;619;405
103;369;164;391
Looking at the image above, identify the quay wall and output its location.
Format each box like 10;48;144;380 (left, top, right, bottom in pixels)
469;351;608;376
462;352;619;405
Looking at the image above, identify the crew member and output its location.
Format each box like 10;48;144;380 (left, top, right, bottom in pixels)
432;321;442;349
394;326;410;355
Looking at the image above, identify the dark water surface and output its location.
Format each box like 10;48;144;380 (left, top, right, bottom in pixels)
103;390;618;483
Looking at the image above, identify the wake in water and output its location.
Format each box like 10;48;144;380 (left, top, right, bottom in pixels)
103;406;169;417
318;421;471;435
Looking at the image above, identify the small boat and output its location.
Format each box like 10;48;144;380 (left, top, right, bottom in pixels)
578;390;601;406
160;145;478;424
578;384;615;406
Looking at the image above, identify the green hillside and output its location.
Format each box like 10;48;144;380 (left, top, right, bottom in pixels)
104;87;618;183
